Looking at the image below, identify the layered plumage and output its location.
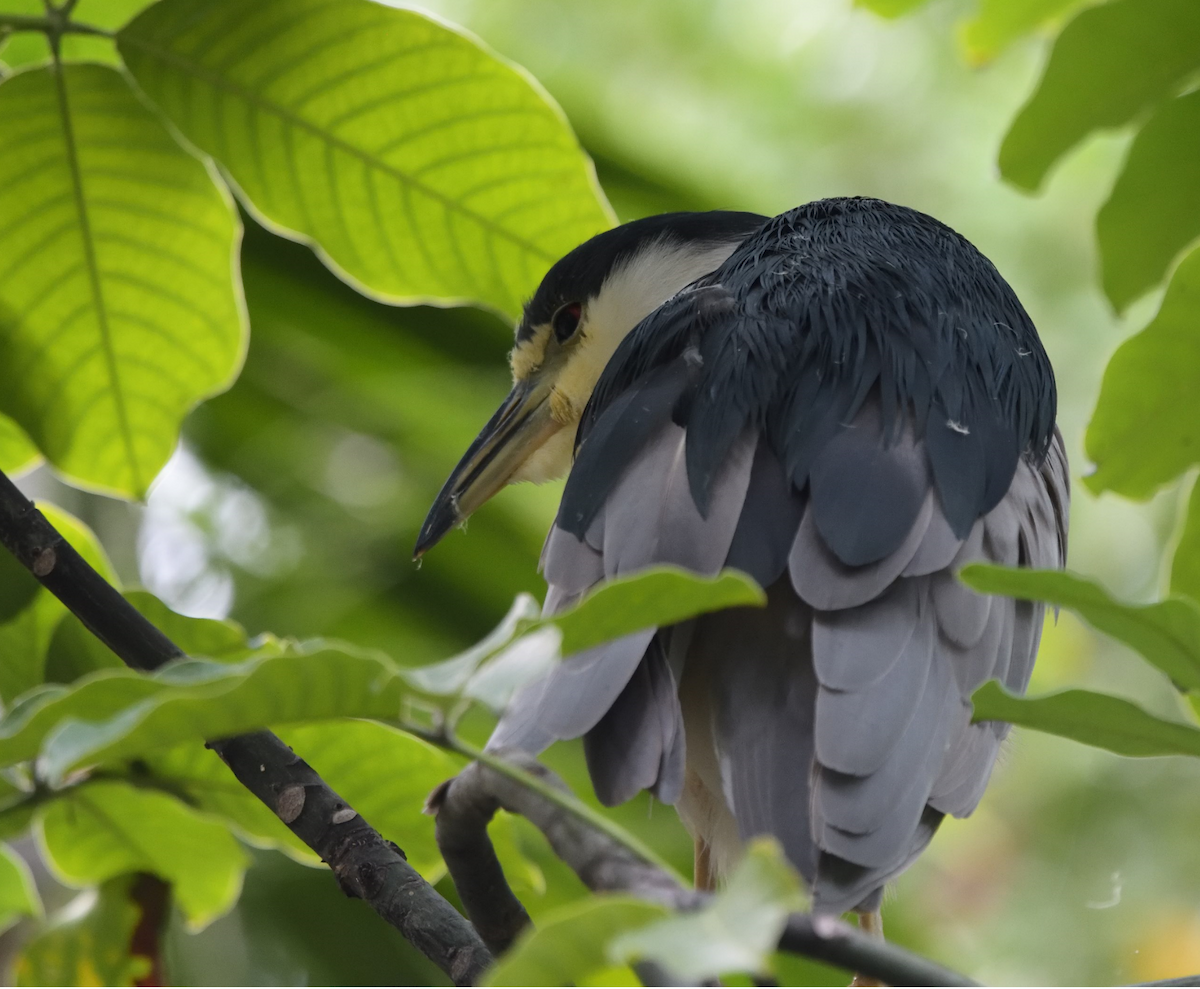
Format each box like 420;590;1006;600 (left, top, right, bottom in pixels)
486;197;1069;913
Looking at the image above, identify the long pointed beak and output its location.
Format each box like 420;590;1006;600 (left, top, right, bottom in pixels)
414;378;560;558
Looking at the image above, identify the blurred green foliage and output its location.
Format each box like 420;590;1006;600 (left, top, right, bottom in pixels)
0;0;1199;984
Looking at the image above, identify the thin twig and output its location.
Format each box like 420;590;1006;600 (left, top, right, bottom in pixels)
0;13;111;37
0;471;490;986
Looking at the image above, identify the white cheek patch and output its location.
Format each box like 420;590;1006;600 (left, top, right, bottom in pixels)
511;426;574;485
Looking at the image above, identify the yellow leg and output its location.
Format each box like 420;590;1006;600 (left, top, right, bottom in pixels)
694;838;715;892
850;910;886;987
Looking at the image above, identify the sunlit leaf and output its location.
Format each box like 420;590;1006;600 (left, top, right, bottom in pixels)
999;0;1200;191
0;843;40;932
12;646;409;781
538;567;765;656
610;839;803;982
0;64;245;498
486;895;666;987
1084;247;1200;499
972;680;1200;758
854;0;928;18
1171;479;1200;605
961;565;1200;691
957;0;1090;65
15;877;148;988
0;0;149;68
0;504;116;703
38;780;248;929
117;0;614;318
1097;92;1200;312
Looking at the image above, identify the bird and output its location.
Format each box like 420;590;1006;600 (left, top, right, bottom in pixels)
415;197;1069;936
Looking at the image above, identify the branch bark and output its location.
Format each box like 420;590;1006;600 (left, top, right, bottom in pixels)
431;749;981;988
0;471;490;986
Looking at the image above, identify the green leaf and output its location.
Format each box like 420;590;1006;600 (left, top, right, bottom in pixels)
0;64;245;498
610;839;804;982
1172;478;1200;604
0;503;116;703
1097;91;1200;312
971;680;1200;758
960;565;1200;691
142;720;461;880
1;645;409;779
958;0;1090;65
38;780;248;929
0;415;38;475
540;567;766;656
0;546;39;624
999;0;1200;191
117;0;614;319
853;0;928;17
1084;247;1200;498
15;877;149;988
0;843;40;932
486;895;667;987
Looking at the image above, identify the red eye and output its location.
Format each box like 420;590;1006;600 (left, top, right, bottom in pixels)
553;302;582;342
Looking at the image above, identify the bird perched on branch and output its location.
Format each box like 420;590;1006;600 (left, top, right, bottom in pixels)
416;197;1069;932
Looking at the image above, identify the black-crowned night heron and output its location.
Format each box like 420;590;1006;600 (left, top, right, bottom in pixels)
416;198;1069;934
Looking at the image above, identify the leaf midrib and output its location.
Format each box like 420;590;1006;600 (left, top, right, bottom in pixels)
51;65;143;494
119;34;562;266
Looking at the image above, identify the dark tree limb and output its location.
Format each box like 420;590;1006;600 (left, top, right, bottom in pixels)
431;750;980;988
0;471;491;986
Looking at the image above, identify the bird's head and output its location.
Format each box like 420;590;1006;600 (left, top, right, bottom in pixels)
414;210;765;557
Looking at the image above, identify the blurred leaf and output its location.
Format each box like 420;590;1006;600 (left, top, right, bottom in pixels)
46;589;272;684
0;548;39;624
15;877;148;988
972;680;1200;757
0;842;40;931
1097;91;1200;312
0;503;116;703
1172;478;1200;604
0;415;38;475
117;0;613;318
961;565;1200;691
999;0;1200;191
610;839;803;982
0;64;245;498
854;0;928;17
485;895;666;987
0;0;147;68
1085;247;1200;498
39;780;248;930
12;646;408;782
958;0;1091;65
539;567;765;656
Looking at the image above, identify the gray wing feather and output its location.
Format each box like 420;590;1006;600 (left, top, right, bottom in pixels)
811;580;920;691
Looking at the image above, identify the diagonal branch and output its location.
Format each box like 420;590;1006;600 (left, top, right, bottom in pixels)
430;749;982;988
0;469;490;986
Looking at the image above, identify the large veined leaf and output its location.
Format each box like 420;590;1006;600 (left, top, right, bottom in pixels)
610;839;804;982
1084;247;1200;499
117;0;614;318
38;780;248;929
0;504;116;703
972;680;1200;758
14;877;148;988
957;0;1091;65
486;895;666;987
1097;91;1200;313
999;0;1200;191
1172;480;1200;605
961;565;1200;691
0;63;245;498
